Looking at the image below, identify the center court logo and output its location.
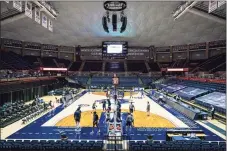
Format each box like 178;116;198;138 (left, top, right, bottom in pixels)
78;104;90;107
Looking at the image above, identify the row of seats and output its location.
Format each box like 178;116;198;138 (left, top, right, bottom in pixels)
0;51;32;70
156;78;226;93
198;53;226;72
0;52;71;70
127;61;148;72
119;77;140;88
83;62;103;71
69;62;82;71
41;57;57;67
105;62;125;72
0;140;103;151
178;80;226;93
0;100;48;128
72;76;142;88
129;141;226;151
140;76;153;85
0;72;32;79
74;76;89;85
91;76;112;87
22;107;48;124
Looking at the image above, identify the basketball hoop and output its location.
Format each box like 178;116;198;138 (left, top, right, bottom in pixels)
112;74;119;86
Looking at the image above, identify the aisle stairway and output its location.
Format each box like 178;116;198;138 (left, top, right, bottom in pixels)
124;61;128;72
79;61;85;71
138;77;143;86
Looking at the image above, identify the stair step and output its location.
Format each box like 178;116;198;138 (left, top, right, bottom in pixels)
106;142;123;150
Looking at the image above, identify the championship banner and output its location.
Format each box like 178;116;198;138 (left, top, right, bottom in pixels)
42;13;48;28
44;3;51;11
13;1;22;12
34;7;41;24
25;1;32;19
48;19;53;32
40;1;46;6
218;1;226;7
208;1;218;13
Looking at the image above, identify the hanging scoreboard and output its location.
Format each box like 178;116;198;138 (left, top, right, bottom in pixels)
102;41;128;57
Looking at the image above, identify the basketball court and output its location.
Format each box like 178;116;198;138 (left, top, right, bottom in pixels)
2;89;225;142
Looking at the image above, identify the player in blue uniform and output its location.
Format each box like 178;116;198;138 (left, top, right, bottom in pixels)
91;111;100;134
141;89;144;98
147;101;150;116
126;113;134;132
74;107;81;130
106;109;111;123
102;99;106;111
107;99;111;111
92;101;97;111
129;102;135;114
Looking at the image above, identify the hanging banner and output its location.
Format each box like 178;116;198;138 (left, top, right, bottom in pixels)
42;13;48;28
48;19;53;32
13;1;22;12
34;7;41;24
44;3;51;11
218;1;226;7
25;1;32;19
209;1;218;13
40;1;46;6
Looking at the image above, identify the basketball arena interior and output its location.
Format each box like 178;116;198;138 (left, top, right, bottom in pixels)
0;1;226;151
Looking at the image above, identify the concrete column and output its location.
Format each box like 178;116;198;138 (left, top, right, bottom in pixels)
57;46;60;59
153;47;157;62
73;46;76;62
21;41;25;56
187;45;190;61
205;42;209;59
170;46;173;62
40;44;43;57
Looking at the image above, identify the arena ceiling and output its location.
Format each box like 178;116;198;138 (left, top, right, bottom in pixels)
1;1;226;47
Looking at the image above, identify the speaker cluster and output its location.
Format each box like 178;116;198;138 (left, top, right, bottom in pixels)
102;1;127;33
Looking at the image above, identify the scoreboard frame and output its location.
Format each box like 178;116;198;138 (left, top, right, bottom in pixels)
102;41;128;58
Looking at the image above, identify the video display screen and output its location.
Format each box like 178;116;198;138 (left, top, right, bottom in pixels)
107;44;123;54
102;41;128;57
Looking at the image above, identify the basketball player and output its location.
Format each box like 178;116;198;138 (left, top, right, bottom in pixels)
210;105;215;120
102;99;107;111
89;85;91;94
49;100;56;116
91;111;100;134
117;106;121;122
130;89;133;99
126;113;133;131
49;100;53;108
147;101;150;116
122;90;125;99
129;102;135;114
141;89;144;98
74;107;81;130
106;90;109;99
106;109;111;123
117;100;121;109
92;101;97;111
62;97;67;108
107;99;111;111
